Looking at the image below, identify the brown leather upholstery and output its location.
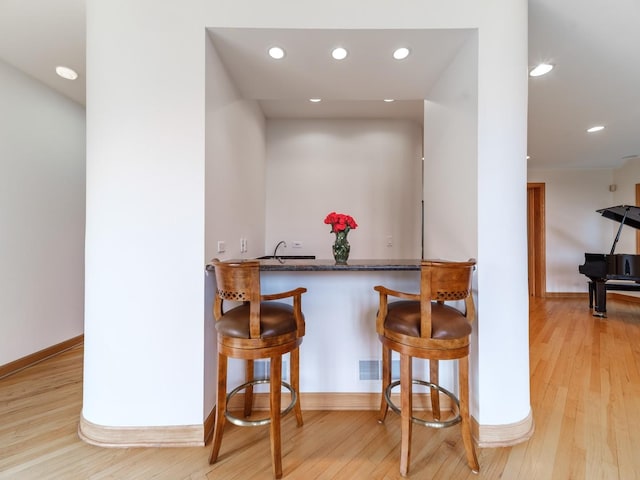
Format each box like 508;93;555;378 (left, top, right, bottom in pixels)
215;302;301;339
384;301;472;339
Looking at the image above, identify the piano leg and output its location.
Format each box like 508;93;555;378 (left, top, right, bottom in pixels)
593;280;607;317
588;281;594;308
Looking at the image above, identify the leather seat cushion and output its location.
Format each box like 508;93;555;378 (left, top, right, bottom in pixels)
215;302;300;339
384;300;472;339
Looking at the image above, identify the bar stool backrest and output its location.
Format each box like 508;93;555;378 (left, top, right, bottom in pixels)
211;259;262;339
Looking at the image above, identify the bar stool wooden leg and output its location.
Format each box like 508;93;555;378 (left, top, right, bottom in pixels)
400;353;412;477
290;348;303;427
429;359;441;421
244;359;254;418
379;345;391;423
270;355;283;479
459;355;479;473
209;354;228;464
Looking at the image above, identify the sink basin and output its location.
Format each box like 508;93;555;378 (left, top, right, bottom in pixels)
256;255;316;260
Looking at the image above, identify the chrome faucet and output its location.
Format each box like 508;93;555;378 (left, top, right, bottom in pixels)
273;240;287;261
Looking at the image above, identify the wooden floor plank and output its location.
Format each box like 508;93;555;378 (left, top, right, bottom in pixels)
3;297;640;479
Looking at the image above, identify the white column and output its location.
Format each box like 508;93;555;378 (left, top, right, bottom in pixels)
424;0;531;443
83;0;206;435
476;0;531;438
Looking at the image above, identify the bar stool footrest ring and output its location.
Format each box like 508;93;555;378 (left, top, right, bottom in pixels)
384;379;461;428
225;378;297;427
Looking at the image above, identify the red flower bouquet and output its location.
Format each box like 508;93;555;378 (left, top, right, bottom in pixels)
324;212;358;233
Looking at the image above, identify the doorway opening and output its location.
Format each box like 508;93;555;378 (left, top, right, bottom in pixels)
527;183;546;297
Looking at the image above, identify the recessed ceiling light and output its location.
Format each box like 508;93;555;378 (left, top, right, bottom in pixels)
55;65;78;80
393;47;410;60
529;63;554;77
383;99;395;102
268;46;285;59
331;47;348;60
587;125;605;133
309;98;322;103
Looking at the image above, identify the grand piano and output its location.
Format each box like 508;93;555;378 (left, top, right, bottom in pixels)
579;205;640;317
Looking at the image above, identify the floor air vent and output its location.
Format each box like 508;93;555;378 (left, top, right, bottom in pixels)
359;360;400;380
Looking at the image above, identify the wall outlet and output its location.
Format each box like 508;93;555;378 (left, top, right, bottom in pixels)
386;235;393;247
240;237;247;253
217;240;226;253
292;241;303;248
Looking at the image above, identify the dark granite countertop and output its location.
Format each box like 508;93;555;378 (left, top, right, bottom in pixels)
259;258;420;271
206;259;421;272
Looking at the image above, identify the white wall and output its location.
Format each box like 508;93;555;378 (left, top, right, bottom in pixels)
612;158;640;253
528;168;613;292
265;119;422;259
423;34;478;260
0;59;85;365
84;0;531;439
204;33;267;416
423;32;481;418
527;160;640;294
205;33;266;263
83;3;206;427
611;160;640;300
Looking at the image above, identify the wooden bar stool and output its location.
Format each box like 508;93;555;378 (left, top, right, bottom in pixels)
208;259;306;479
374;259;479;477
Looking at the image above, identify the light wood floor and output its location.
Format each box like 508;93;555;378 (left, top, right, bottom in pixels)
2;297;640;479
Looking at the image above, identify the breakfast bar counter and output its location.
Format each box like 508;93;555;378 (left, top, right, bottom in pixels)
207;258;448;410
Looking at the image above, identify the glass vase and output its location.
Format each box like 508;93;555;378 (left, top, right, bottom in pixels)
332;230;350;264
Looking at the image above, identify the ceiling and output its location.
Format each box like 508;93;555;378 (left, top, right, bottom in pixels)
1;0;638;170
206;27;473;124
0;0;86;107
